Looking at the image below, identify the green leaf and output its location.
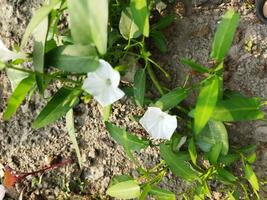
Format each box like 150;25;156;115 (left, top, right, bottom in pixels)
194;76;220;135
105;122;149;152
45;44;99;73
66;109;83;168
3;75;36;120
106;180;140;199
119;8;141;40
6;66;28;91
211;10;240;63
217;168;237;183
21;0;60;47
33;18;49;94
181;59;210;73
139;184;151;200
150;186;176;200
246;153;257;164
32;87;80;129
208;142;222;164
110;175;133;186
196;120;229;155
152;14;175;30
154;87;187;111
188;138;197;165
130;0;150;37
244;164;259;192
160;144;199;181
218;153;240;166
151;30;167;53
67;0;108;54
134;69;146;107
212;97;265;121
102;105;111;122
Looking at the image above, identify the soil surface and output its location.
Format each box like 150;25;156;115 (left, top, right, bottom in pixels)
0;0;267;199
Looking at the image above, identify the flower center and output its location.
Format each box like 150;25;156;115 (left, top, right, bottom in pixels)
106;78;112;86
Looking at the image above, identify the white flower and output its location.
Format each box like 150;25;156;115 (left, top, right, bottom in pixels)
82;59;125;106
0;39;24;62
140;107;177;140
0;185;6;200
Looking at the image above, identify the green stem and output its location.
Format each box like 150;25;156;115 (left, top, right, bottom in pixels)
147;63;164;96
6;64;81;85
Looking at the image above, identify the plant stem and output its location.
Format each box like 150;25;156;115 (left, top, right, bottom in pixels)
147;63;164;96
6;64;81;85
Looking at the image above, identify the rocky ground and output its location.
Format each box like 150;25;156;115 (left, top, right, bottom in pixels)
0;0;267;199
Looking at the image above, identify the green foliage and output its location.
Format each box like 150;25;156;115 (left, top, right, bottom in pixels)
196;120;229;155
134;68;146;107
45;44;99;73
211;9;240;63
106;180;141;199
119;7;141;39
149;187;176;200
130;0;150;37
66;109;83;168
154;87;187;111
3;75;36;120
67;0;108;54
194;76;220;135
160;144;199;181
181;59;210;73
32;87;80;129
244;164;259;193
105;122;150;152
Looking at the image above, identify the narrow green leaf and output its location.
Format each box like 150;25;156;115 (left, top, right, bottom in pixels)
154;87;187;111
66;109;83;168
212;97;265;121
211;10;240;63
218;153;240;166
32;87;79;129
217;168;237;183
160;144;199;181
105;122;149;152
151;30;167;53
33;18;48;94
188;138;197;165
110;175;133;186
106;180;140;199
150;186;176;200
45;44;99;73
209;142;222;164
244;164;259;192
181;59;210;73
130;0;150;37
119;8;141;40
21;0;60;47
134;68;146;107
139;184;151;200
67;0;108;54
152;14;175;30
3;75;36;120
194;76;220;135
196;120;229;155
246;153;257;164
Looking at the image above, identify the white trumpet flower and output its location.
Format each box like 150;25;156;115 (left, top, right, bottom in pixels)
0;185;6;200
82;59;125;106
140;107;177;140
0;39;24;62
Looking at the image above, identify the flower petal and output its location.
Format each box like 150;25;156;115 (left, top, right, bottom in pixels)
0;185;6;200
82;59;124;106
95;87;125;106
0;39;24;62
140;107;177;140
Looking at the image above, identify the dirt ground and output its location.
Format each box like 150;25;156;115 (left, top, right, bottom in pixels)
0;0;267;199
